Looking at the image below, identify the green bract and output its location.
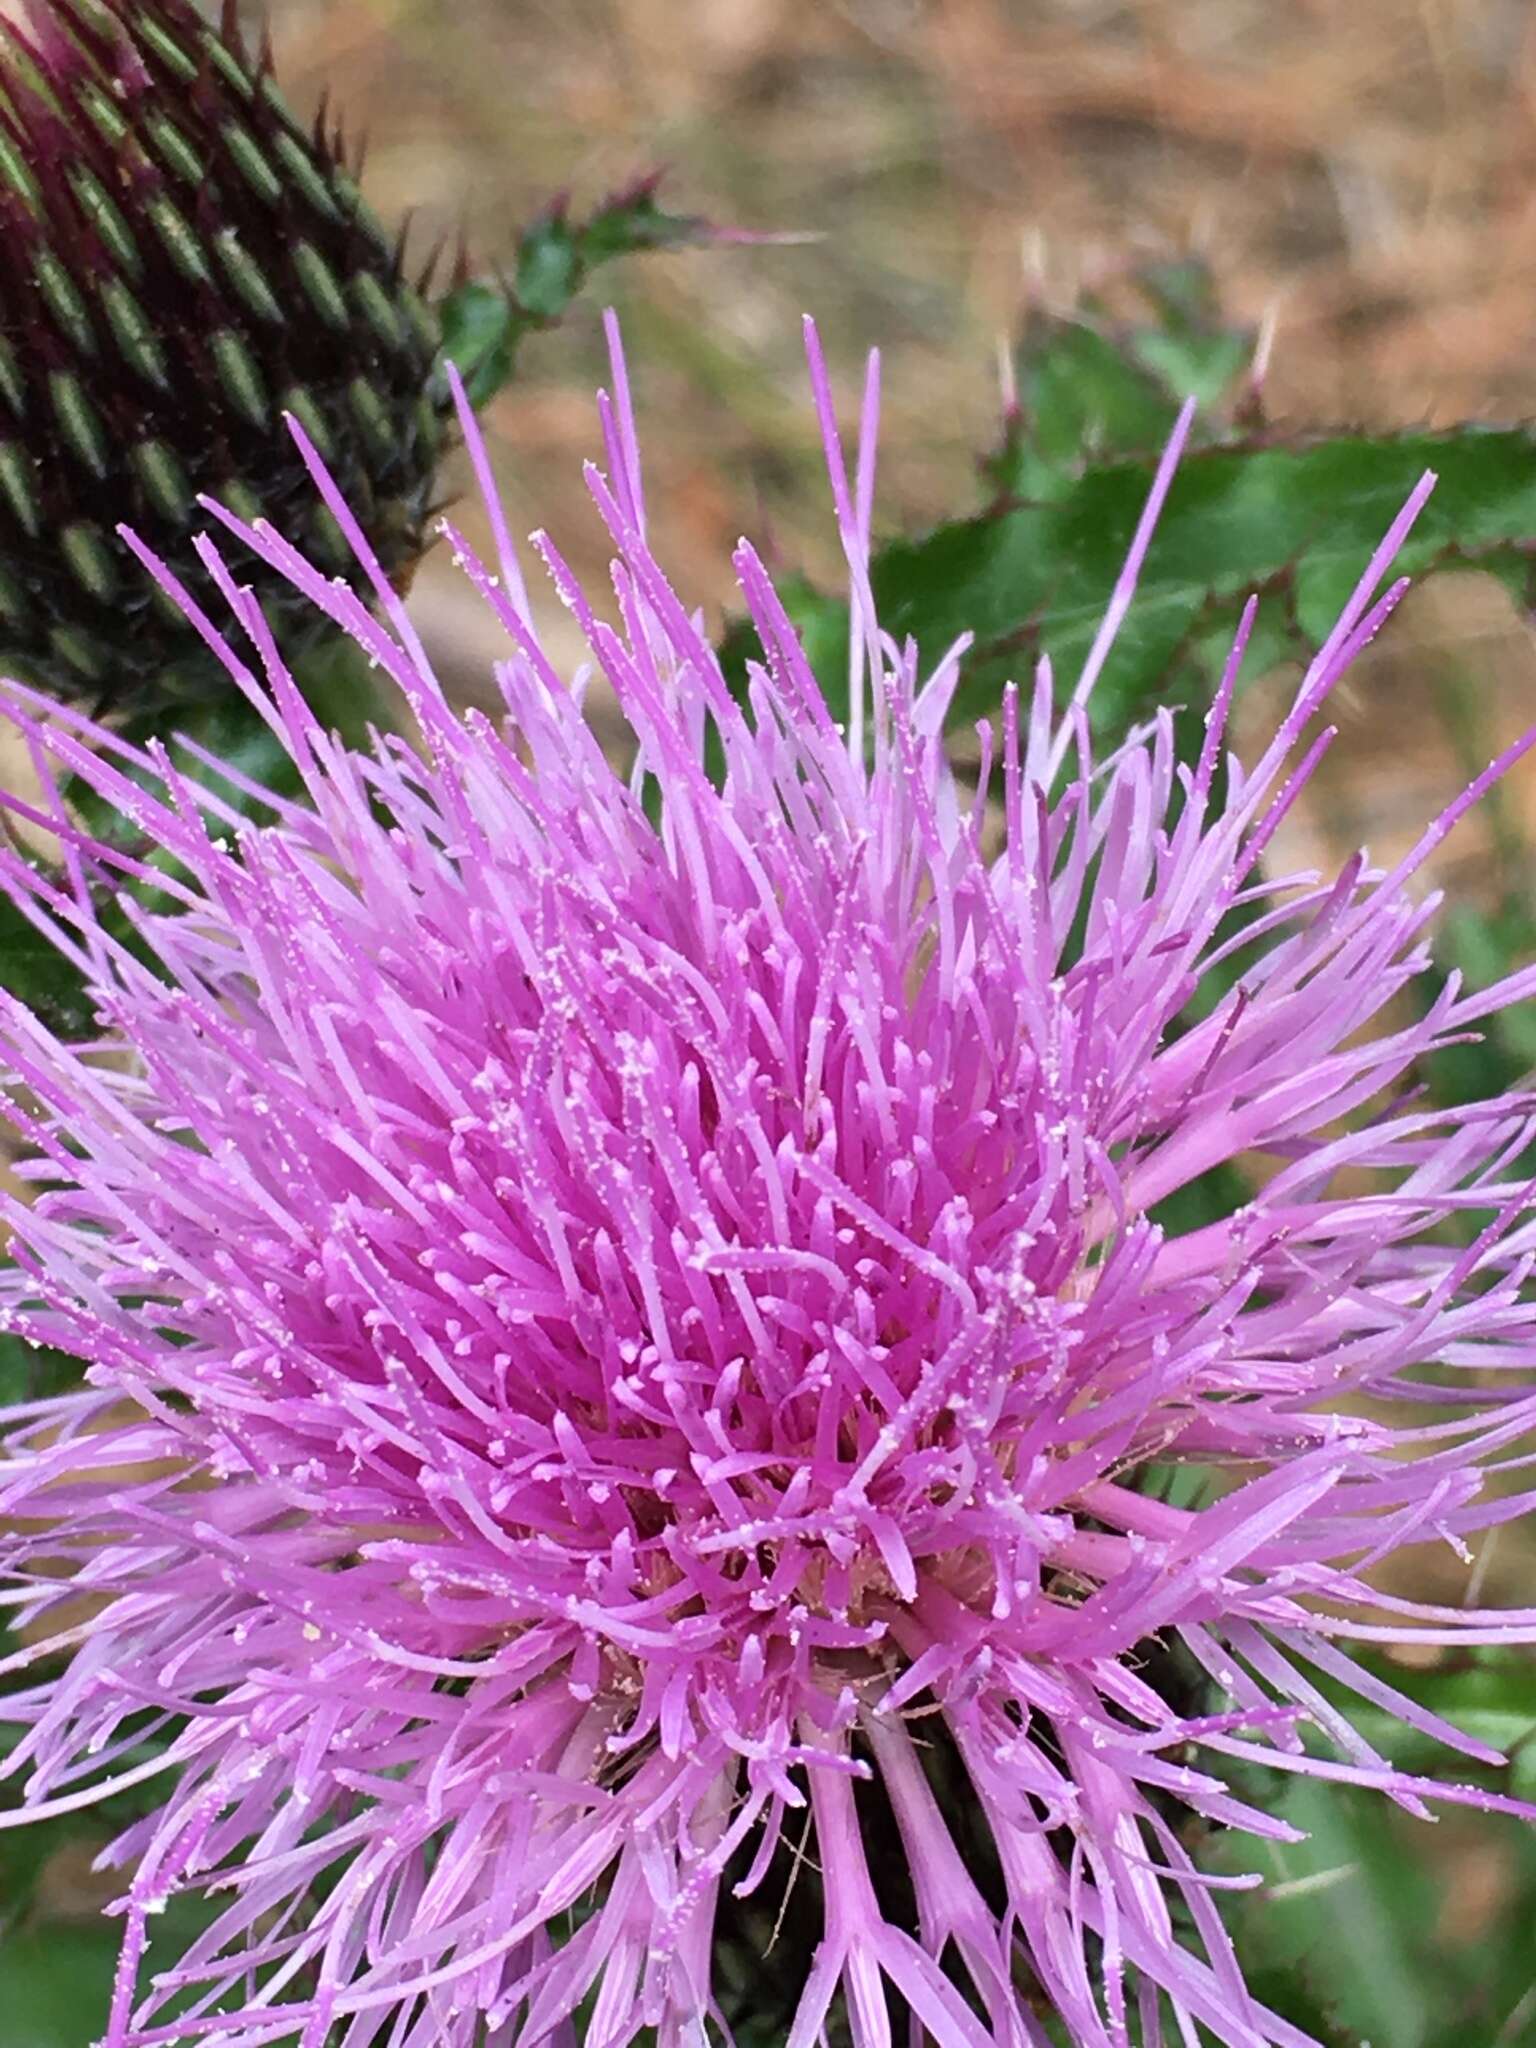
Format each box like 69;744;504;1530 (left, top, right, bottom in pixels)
0;0;446;706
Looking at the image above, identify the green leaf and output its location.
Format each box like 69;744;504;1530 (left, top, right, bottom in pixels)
0;1332;82;1407
1203;1649;1536;2047
1337;1653;1536;1787
0;637;389;1035
438;179;721;409
1210;1770;1536;2048
1420;899;1536;1106
738;424;1536;742
988;261;1256;499
434;279;519;409
0;1923;120;2048
0;894;98;1040
1216;1779;1440;2048
0;1883;234;2048
720;255;1536;764
119;632;389;826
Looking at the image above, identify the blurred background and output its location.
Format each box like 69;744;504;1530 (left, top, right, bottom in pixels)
262;0;1536;905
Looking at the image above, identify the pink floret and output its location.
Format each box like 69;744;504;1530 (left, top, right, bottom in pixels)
2;320;1536;2048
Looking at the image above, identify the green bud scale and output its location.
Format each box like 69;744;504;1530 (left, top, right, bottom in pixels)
0;0;448;705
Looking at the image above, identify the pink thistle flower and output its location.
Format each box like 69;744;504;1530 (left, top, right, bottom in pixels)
2;319;1536;2048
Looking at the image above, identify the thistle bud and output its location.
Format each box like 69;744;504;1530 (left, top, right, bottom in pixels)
0;0;446;705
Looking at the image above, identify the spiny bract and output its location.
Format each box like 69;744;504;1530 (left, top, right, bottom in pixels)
0;0;444;706
2;326;1536;2048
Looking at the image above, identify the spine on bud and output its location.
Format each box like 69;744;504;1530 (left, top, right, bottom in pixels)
0;0;449;706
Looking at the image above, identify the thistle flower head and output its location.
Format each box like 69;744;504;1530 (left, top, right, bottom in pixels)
0;0;444;706
2;326;1536;2048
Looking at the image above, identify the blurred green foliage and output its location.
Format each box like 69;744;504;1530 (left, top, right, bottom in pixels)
724;263;1536;751
438;178;727;408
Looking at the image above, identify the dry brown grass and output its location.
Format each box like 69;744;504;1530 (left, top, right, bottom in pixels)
263;0;1536;872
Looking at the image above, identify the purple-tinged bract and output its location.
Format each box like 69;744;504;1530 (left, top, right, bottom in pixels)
0;0;444;706
2;328;1536;2048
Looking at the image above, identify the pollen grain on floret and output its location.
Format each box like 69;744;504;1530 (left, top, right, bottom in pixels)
0;318;1535;2048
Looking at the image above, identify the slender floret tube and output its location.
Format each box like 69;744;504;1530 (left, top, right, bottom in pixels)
1;319;1536;2048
